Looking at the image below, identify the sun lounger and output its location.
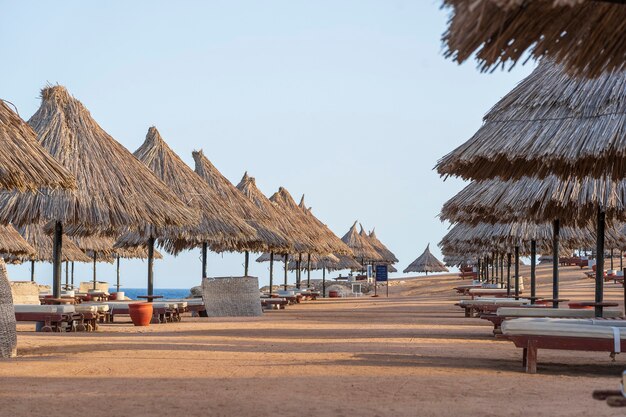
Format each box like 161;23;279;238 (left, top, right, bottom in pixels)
501;318;626;373
261;297;288;310
14;304;82;332
456;297;530;317
468;288;524;299
482;307;624;334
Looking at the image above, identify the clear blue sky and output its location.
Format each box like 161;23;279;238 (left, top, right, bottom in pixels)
1;1;535;290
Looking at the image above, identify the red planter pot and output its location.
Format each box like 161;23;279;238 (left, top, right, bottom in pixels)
328;290;340;298
129;302;153;326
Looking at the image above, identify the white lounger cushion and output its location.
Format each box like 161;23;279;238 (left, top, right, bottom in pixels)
497;307;623;319
81;303;110;312
14;304;75;314
502;318;626;339
74;305;98;313
460;298;529;307
469;288;517;294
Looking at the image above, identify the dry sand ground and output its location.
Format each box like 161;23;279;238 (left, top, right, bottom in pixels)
2;264;626;417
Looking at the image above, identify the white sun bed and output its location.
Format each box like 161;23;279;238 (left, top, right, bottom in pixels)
501;317;626;373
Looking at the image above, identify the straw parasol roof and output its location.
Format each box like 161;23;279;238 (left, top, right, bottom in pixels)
132;127;257;254
442;1;626;78
358;226;397;264
0;225;36;257
73;235;163;262
340;221;383;262
0;100;75;193
268;188;341;255
236;173;311;253
436;60;626;181
440;175;626;227
287;253;340;271
192;150;289;252
404;244;449;274
327;254;364;271
438;221;621;256
16;225;89;262
0;86;198;236
297;195;353;256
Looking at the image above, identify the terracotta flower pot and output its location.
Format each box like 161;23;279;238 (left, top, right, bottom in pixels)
129;302;153;326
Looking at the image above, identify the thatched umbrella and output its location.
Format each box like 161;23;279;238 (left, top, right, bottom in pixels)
367;228;398;264
237;173;315;291
15;225;90;286
0;100;75;192
403;244;448;275
132;127;263;279
0;225;36;259
440;174;626;303
436;61;626;181
341;221;383;271
0;99;75;359
294;195;352;287
442;0;626;78
0;86;198;298
193;150;290;277
436;60;626;315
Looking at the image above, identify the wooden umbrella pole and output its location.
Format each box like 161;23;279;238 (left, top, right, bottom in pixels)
116;256;120;292
621;250;623;271
201;242;208;278
322;266;326;298
297;253;303;289
552;219;560;308
92;252;97;290
492;252;497;283
477;258;481;282
52;221;63;298
506;253;511;297
283;254;288;290
499;254;504;287
65;261;69;287
530;240;537;304
244;251;249;276
30;260;35;282
596;209;605;317
71;262;74;286
269;252;274;296
147;236;155;297
514;246;520;300
306;253;311;288
485;255;490;283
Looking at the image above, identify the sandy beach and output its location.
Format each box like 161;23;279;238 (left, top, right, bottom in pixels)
1;264;623;417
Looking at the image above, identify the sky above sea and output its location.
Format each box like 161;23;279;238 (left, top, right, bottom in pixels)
1;1;536;291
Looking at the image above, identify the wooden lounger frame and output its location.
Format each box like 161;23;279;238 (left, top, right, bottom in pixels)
502;334;626;374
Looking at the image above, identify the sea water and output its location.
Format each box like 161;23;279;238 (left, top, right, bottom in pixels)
119;288;191;300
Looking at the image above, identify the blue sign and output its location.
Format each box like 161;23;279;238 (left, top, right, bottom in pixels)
375;265;388;282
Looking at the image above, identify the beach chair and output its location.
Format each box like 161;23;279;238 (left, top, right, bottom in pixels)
261;297;288;310
456;297;530;317
14;304;82;332
482;307;624;335
501;318;626;373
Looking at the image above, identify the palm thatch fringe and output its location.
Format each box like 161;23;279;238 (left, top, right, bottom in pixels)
192;150;289;252
0;99;75;193
0;225;35;258
236;173;311;253
133;127;258;254
14;225;89;262
0;86;198;236
440;175;626;227
442;0;626;78
297;196;353;256
403;244;449;274
270;188;349;255
286;253;340;271
358;225;397;264
340;221;384;262
436;60;626;181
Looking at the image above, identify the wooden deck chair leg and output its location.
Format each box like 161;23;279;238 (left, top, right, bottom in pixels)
525;340;538;374
522;348;527;368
